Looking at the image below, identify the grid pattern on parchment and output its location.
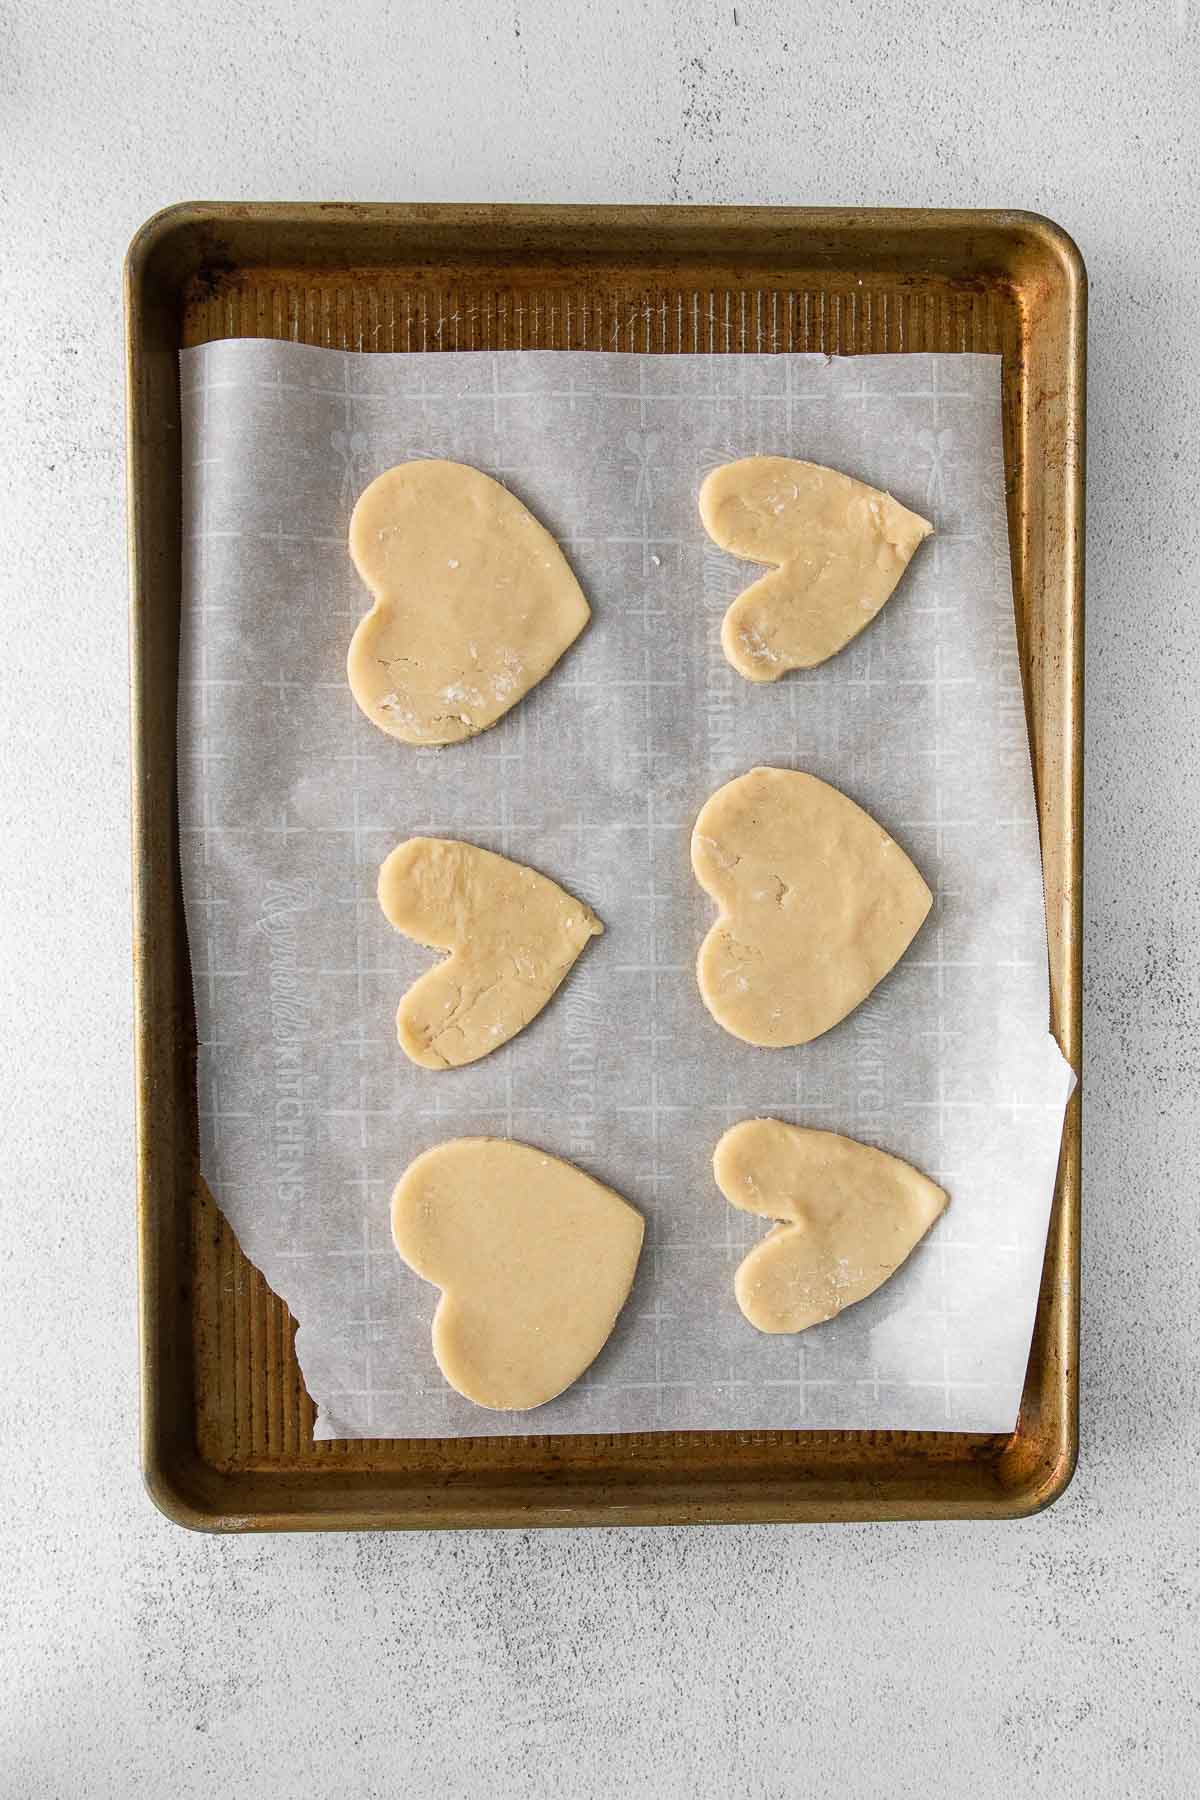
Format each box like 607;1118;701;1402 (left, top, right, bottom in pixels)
178;341;1072;1441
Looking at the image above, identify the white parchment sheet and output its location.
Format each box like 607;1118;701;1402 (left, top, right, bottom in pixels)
178;342;1074;1438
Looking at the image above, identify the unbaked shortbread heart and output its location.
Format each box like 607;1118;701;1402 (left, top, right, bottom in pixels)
392;1138;645;1410
714;1118;949;1333
378;837;603;1069
692;766;932;1047
348;460;590;744
698;456;932;681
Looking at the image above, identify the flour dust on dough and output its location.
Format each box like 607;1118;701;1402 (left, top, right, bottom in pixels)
378;836;603;1069
699;456;932;681
692;765;932;1047
348;460;590;744
714;1118;948;1334
392;1138;644;1410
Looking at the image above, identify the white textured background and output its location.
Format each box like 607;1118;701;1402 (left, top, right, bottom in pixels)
1;1;1196;1794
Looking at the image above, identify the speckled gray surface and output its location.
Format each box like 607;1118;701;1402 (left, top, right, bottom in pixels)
2;2;1197;1794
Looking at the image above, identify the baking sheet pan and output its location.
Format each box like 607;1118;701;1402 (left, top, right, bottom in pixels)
127;204;1084;1528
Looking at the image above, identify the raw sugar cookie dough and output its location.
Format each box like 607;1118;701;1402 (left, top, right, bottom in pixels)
692;766;932;1048
378;837;603;1070
348;460;590;744
699;457;932;681
392;1139;644;1410
714;1119;949;1333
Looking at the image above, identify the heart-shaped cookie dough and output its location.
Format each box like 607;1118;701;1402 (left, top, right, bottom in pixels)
379;836;603;1069
699;456;932;681
715;1118;948;1333
348;460;590;744
392;1138;645;1410
692;766;932;1047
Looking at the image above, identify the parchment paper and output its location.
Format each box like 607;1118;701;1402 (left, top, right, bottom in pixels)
179;341;1074;1438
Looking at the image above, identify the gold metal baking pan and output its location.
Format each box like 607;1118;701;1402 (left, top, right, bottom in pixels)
126;204;1084;1529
